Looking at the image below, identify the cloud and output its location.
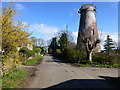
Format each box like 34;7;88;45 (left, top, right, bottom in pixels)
72;31;78;43
30;23;59;35
14;3;25;10
72;31;78;37
29;23;60;41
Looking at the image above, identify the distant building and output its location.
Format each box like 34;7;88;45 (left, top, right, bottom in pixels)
17;43;33;51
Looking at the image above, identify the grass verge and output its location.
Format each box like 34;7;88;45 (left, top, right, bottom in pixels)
73;63;92;67
23;55;43;66
94;64;120;68
2;68;28;88
73;63;120;68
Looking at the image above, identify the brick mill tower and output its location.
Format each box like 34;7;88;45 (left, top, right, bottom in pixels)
77;4;100;54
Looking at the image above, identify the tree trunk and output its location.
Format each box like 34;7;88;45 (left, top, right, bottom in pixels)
89;51;93;62
87;51;93;62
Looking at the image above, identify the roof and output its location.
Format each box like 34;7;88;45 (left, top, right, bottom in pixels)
82;4;94;7
80;4;96;11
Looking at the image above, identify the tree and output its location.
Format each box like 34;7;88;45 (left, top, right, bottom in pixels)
104;35;115;56
33;48;41;55
31;37;37;48
81;36;100;62
58;32;67;51
2;3;31;72
36;38;44;47
48;37;58;54
57;30;73;52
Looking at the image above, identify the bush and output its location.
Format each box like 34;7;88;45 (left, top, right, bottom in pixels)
93;51;120;65
67;49;79;62
39;47;45;54
109;54;120;65
56;49;61;54
48;47;52;54
19;47;33;59
33;47;41;54
93;53;108;64
61;47;87;63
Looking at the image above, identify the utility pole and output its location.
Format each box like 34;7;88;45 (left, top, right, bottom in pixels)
54;37;55;54
66;25;68;49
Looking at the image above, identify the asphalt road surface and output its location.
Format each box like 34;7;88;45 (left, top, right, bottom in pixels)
26;54;119;89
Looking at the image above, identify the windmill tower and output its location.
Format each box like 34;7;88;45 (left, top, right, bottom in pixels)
77;4;100;53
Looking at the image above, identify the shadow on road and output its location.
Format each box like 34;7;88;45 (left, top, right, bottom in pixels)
99;76;120;87
41;77;119;89
47;54;73;64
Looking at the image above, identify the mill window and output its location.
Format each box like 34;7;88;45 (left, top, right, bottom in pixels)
91;29;94;35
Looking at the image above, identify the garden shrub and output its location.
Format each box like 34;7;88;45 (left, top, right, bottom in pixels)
33;47;41;55
48;47;52;54
108;54;120;65
93;51;120;65
19;47;33;59
56;49;61;54
61;47;87;63
67;49;78;62
93;53;108;64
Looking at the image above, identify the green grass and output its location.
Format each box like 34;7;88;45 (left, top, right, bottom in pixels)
23;55;43;65
74;63;92;67
95;64;120;68
73;63;120;68
2;68;28;88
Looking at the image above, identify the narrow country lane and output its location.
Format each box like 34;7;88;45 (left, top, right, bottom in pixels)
26;54;119;88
